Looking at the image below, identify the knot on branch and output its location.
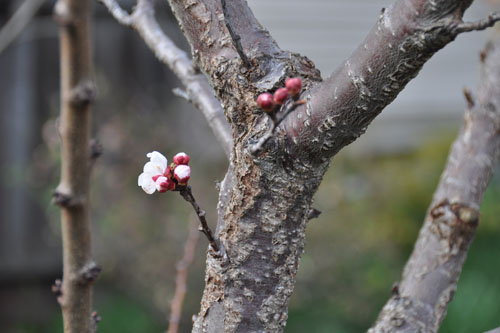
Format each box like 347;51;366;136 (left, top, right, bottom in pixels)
90;139;103;160
70;80;96;107
52;189;83;208
51;279;63;304
463;87;475;109
307;208;322;221
79;261;101;284
430;200;479;226
429;199;479;253
53;1;74;27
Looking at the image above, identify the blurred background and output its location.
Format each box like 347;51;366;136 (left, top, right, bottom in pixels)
0;0;499;332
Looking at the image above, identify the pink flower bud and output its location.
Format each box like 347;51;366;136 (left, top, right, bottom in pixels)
155;176;175;192
173;152;190;165
285;77;302;96
257;93;275;112
273;87;289;105
174;165;191;184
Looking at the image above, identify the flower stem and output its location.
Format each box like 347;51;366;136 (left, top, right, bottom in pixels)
179;186;219;252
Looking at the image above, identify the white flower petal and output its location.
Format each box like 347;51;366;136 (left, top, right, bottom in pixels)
146;151;167;171
143;161;164;175
138;172;156;194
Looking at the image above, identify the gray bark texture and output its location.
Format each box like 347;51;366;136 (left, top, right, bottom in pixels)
101;0;500;331
370;33;500;333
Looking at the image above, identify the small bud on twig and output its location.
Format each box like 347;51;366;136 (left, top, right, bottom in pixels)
174;165;191;184
257;92;275;112
273;87;289;105
173;152;190;165
285;77;302;97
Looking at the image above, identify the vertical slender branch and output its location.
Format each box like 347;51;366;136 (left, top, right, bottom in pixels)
168;220;200;333
53;0;99;331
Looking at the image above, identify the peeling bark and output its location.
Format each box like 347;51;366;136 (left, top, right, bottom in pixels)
370;35;500;333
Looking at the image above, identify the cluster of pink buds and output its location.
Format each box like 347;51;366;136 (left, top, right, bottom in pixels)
256;77;303;113
138;151;191;194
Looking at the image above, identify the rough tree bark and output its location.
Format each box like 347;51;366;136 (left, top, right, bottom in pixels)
101;0;500;331
53;0;100;331
370;33;500;332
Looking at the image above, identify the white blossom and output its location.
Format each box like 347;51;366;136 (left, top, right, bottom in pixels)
138;151;168;194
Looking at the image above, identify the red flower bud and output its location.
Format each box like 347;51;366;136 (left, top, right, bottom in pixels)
173;152;190;165
156;176;175;192
257;92;274;112
273;87;289;105
285;77;302;96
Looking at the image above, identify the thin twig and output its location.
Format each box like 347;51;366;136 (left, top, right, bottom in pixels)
172;87;189;101
220;0;251;68
454;12;500;33
178;186;219;252
0;0;45;54
250;100;305;155
167;220;200;333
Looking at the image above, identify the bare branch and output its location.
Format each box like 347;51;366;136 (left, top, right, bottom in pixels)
178;186;219;252
99;0;233;158
53;0;98;331
98;0;133;26
0;0;45;54
370;34;500;333
165;0;307;134
168;220;200;333
285;1;500;163
454;12;500;33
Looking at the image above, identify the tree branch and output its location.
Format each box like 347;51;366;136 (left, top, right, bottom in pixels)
0;0;45;54
168;220;200;333
454;12;500;33
99;0;233;158
370;35;500;333
53;0;99;331
161;1;500;331
284;0;500;163
165;0;319;134
179;186;219;252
